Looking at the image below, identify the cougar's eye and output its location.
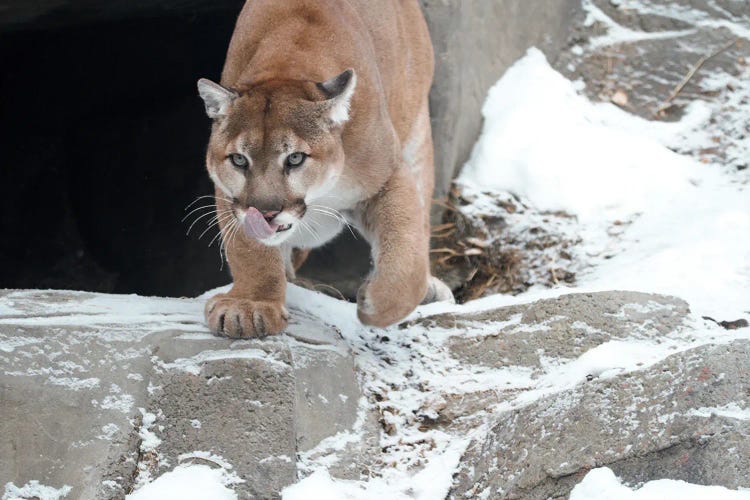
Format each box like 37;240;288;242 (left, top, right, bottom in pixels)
286;152;307;168
229;153;249;169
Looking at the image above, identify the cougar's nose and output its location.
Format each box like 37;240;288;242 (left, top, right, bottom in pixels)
246;204;281;223
260;209;280;222
246;195;283;222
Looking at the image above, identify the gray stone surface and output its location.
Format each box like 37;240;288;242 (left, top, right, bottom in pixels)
3;288;747;499
422;0;583;204
143;336;298;499
451;341;750;499
408;291;697;430
561;0;750;113
0;289;162;499
445;291;690;372
0;290;374;499
557;0;750;171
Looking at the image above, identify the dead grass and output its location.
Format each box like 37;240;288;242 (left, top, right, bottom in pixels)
431;188;525;303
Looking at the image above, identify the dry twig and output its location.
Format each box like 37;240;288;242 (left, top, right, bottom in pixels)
654;38;737;116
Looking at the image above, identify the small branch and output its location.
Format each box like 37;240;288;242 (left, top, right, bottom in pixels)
653;38;737;117
181;455;227;469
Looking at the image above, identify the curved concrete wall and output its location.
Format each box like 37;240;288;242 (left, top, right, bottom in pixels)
422;0;582;202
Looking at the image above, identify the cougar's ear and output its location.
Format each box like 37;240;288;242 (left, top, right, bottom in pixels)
317;69;357;126
197;78;238;119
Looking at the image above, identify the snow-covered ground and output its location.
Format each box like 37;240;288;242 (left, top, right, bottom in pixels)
457;47;749;322
5;3;749;499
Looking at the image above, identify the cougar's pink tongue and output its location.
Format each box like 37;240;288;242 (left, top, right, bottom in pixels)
243;207;277;240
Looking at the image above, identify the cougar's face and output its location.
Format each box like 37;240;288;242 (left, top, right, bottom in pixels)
198;71;355;246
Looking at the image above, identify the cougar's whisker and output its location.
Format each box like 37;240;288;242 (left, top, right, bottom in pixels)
299;218;321;242
225;220;242;269
198;211;235;240
209;219;231;248
184;194;233;211
184;195;217;211
218;219;238;270
186;209;225;236
181;204;217;222
309;206;358;239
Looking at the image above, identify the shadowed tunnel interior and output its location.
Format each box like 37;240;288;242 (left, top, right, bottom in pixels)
0;3;369;298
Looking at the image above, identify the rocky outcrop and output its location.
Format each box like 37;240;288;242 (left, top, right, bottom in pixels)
2;289;747;498
0;290;378;499
419;292;750;498
451;341;750;499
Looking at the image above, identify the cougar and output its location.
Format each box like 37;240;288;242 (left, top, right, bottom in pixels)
197;0;453;337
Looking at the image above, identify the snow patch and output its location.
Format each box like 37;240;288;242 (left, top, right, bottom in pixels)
689;402;750;421
0;335;44;353
0;290;205;335
96;393;135;413
570;467;750;499
458;47;707;221
2;481;72;500
583;0;696;48
138;409;162;452
282;470;360;500
457;47;750;320
125;465;238;500
98;423;120;440
46;376;100;391
160;348;287;376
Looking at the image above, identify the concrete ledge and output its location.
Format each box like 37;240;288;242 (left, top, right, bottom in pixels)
0;290;375;499
3;289;748;498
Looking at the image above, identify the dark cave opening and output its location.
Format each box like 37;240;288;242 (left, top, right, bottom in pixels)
0;4;369;298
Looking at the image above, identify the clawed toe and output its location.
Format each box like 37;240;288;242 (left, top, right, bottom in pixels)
421;276;455;305
205;294;288;338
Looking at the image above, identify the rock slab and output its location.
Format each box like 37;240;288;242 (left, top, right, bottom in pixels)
3;289;748;499
445;293;750;499
0;290;373;499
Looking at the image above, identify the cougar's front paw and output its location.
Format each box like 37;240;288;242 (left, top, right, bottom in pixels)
205;293;289;338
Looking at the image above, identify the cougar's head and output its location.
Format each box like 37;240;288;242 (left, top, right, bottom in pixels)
197;70;356;246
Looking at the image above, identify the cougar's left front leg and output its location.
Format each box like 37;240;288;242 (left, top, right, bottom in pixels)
357;169;431;327
205;195;289;338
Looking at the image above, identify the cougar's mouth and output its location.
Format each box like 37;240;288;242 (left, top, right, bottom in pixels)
240;206;297;241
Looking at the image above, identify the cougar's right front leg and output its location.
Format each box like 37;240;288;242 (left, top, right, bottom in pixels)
205;198;289;338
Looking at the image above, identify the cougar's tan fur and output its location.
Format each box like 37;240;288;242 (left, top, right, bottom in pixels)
198;0;453;337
